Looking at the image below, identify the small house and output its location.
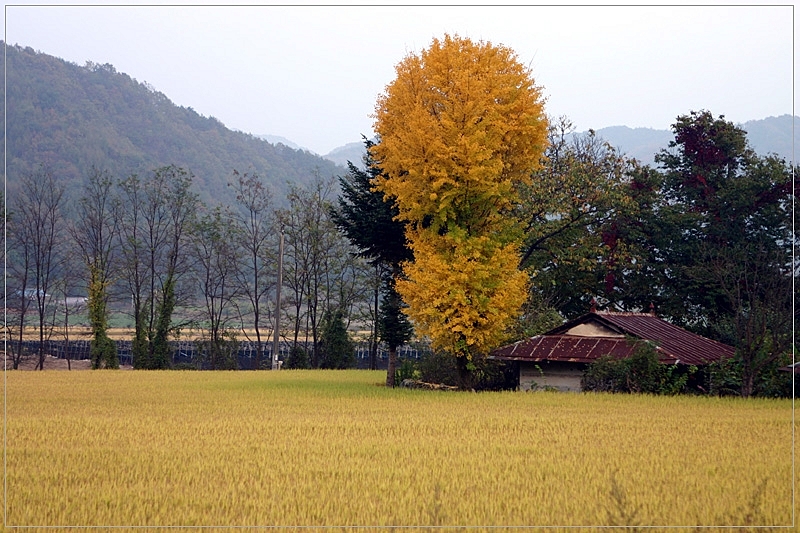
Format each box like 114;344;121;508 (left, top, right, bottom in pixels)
490;309;735;392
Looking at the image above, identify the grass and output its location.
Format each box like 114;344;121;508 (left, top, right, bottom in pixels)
3;370;794;530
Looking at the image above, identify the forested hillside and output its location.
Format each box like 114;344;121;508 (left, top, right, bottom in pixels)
0;43;341;204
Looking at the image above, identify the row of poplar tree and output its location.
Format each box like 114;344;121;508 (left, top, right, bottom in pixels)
5;165;376;372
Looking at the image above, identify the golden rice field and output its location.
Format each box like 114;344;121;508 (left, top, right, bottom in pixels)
4;370;794;531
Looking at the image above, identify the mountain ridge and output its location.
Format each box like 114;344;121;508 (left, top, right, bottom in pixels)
3;41;794;209
1;43;343;206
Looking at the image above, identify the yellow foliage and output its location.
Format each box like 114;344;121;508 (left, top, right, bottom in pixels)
372;34;547;232
5;371;794;528
396;229;529;356
371;35;547;358
86;263;109;333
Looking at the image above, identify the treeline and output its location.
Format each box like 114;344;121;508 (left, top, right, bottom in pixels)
5;110;795;397
333;112;796;397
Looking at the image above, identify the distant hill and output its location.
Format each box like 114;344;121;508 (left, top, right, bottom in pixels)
256;134;307;152
587;126;673;165
323;141;371;169
324;115;797;172
588;116;797;165
256;137;368;169
739;115;797;163
1;43;342;205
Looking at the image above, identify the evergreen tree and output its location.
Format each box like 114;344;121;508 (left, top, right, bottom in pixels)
330;138;413;386
318;308;356;369
284;345;310;369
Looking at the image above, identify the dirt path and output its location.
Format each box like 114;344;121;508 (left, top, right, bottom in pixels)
2;352;132;371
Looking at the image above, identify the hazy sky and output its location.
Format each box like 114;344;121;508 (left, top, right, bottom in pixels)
4;2;795;155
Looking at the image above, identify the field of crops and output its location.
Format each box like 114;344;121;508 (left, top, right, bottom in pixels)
4;370;794;530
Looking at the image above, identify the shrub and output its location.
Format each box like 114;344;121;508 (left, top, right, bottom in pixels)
195;332;239;370
707;350;794;398
172;362;198;371
581;355;626;393
90;332;118;369
582;341;693;394
417;350;517;391
753;351;793;398
284;345;310;369
395;358;420;384
417;350;460;386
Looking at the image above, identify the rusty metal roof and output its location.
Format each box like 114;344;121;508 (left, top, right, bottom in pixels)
491;312;734;366
491;335;676;364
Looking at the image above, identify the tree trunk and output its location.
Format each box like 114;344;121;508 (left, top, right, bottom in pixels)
386;345;397;388
455;356;472;391
64;303;71;371
371;281;379;370
741;369;755;398
370;337;378;371
14;311;25;370
253;307;262;370
36;308;46;371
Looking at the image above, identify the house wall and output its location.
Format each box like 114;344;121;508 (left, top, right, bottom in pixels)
565;321;623;337
519;361;585;392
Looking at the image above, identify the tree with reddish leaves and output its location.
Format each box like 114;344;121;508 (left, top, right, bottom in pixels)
657;110;756;233
649;111;791;320
636;111;794;396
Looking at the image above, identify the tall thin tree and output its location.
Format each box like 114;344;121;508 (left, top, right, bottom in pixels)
330;138;413;386
118;165;197;369
229;170;275;370
69;167;120;369
11;165;65;370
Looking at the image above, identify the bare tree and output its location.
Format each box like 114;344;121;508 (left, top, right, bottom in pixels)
277;176;358;368
9;166;65;370
118;165;198;368
53;252;85;370
6;191;35;370
188;206;241;369
277;184;313;362
229;170;275;370
116;172;146;366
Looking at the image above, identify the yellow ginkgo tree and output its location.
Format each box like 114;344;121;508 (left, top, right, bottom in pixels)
371;34;548;386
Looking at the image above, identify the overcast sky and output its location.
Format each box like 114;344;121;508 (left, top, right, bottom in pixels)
4;2;795;155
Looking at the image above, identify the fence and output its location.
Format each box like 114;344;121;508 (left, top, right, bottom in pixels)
6;339;431;369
